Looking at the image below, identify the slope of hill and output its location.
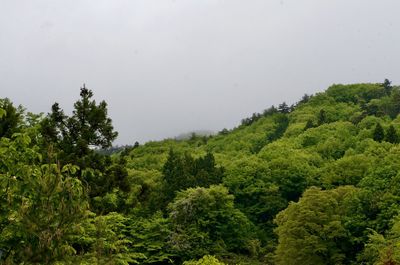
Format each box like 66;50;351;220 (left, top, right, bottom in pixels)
125;82;400;264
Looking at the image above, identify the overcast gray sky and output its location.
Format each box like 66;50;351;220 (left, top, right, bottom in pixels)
1;0;399;144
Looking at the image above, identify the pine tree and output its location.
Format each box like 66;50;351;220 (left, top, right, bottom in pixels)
41;84;118;164
373;123;385;142
383;78;393;95
278;102;290;114
299;93;312;104
386;125;399;143
318;109;327;125
162;149;188;203
304;119;314;131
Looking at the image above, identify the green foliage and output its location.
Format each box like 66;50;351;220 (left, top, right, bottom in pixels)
0;98;23;138
168;185;254;260
317;109;327;125
373;123;385;142
274;186;357;265
129;212;174;264
4;82;400;264
41;85;118;165
386;125;399;143
183;255;226;265
161;150;224;207
326;83;386;104
383;78;393;95
361;217;400;264
0;132;88;264
321;154;372;187
304;119;315;130
251;113;289;153
223;156;286;242
71;212;144;265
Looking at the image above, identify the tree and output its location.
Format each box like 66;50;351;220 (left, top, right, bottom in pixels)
0;132;89;264
162;149;192;203
0;98;23;138
385;125;399;144
251;114;289;154
278;102;290;114
361;217;400;265
72;212;145;264
263;105;278;117
192;152;224;187
389;88;400;118
304;119;314;131
383;78;393;95
274;187;356;265
218;128;229;135
373;123;385;142
161;150;224;206
184;255;226;265
318;109;327;125
298;93;312;105
129;212;174;264
41;84;118;165
168;185;253;260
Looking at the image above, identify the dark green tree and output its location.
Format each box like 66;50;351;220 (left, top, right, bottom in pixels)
299;93;312;104
192;152;224;187
383;78;392;95
389;89;400;118
0;98;23;138
218;128;229;135
263;105;278;116
162;149;191;203
41;84;118;165
161;150;224;208
304;119;314;131
267;114;289;142
385;125;399;144
317;109;327;125
373;123;385;142
278;102;290;114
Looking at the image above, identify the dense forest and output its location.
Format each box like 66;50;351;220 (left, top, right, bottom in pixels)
1;81;400;264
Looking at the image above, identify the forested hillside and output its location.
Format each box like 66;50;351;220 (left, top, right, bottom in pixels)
1;81;400;264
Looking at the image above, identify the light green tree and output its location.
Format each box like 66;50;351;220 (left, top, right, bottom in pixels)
274;186;356;265
184;255;226;265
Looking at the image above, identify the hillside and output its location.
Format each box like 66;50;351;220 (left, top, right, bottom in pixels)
125;82;400;264
1;82;400;264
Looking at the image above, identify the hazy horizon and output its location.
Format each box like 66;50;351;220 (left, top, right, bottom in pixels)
1;0;399;144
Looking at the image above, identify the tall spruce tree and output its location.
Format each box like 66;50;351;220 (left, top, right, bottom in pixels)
383;78;393;95
278;102;290;114
41;84;118;165
304;119;314;131
318;109;327;125
386;125;399;144
373;123;385;142
161;150;224;208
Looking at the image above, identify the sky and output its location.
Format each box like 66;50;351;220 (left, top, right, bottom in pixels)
1;0;400;145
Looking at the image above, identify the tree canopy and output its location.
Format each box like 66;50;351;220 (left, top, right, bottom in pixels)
2;81;400;264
